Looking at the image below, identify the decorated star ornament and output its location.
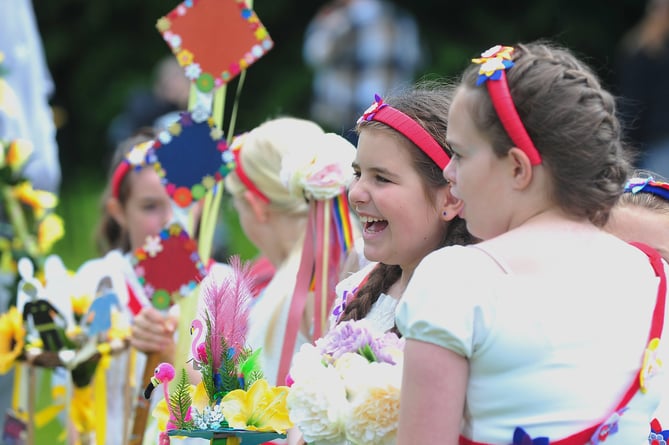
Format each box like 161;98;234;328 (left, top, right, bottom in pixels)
152;111;234;208
156;0;274;93
472;45;515;86
132;223;207;310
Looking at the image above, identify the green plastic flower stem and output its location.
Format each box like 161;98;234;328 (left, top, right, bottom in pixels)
2;184;38;258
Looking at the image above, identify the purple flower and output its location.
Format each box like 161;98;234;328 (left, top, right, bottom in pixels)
371;332;405;365
316;320;374;360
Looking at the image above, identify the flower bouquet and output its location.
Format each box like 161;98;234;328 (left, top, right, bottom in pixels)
148;258;292;445
286;319;405;445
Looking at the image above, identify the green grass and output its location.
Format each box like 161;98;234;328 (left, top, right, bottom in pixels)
51;173;104;270
51;174;257;271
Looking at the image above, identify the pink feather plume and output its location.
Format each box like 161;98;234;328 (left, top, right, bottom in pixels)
199;256;254;370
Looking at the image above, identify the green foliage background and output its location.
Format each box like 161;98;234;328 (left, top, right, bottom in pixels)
36;0;646;268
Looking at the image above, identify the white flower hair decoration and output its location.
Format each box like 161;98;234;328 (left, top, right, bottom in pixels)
279;133;356;201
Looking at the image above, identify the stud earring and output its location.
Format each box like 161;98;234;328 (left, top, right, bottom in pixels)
442;211;448;217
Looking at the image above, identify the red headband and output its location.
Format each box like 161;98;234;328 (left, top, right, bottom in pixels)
472;45;542;165
357;94;450;170
111;140;156;198
231;133;270;204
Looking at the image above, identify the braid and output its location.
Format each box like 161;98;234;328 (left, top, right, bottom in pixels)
461;40;632;226
338;263;402;324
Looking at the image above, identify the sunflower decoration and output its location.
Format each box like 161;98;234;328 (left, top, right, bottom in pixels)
0;306;26;374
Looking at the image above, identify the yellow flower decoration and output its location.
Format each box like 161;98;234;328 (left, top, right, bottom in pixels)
37;213;65;253
153;398;171;432
6;139;34;172
0;306;26;374
176;50;194;67
220;379;293;433
71;294;92;318
168;121;183;136
640;337;662;393
13;182;58;217
156;17;172;33
152;382;205;432
192;381;209;412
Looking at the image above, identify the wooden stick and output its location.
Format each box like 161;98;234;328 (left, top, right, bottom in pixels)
127;351;162;445
122;348;135;445
26;364;35;445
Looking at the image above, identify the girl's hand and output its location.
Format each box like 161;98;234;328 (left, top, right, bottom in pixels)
130;306;177;357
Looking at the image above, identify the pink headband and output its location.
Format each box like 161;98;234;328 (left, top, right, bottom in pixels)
230;133;270;204
472;45;542;165
357;94;450;170
111;140;156;198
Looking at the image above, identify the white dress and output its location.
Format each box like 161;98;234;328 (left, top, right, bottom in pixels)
396;237;669;445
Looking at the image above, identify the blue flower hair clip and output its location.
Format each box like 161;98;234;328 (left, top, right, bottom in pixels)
357;94;388;123
624;176;669;201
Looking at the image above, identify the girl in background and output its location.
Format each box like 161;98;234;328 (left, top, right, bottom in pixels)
225;117;359;387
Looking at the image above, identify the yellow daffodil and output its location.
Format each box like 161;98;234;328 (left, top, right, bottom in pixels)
220;379;293;433
37;213;64;253
153;398;171;432
151;382;205;432
192;381;209;413
71;294;92;318
0;306;26;374
5;139;33;172
13;182;57;217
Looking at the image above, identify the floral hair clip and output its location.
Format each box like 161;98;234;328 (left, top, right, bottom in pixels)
356;94;450;170
357;94;389;123
230;132;270;204
624;176;669;201
111;140;157;198
472;45;515;85
471;45;542;165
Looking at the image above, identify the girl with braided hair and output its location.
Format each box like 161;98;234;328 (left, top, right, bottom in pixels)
331;81;476;335
396;41;669;445
286;82;475;445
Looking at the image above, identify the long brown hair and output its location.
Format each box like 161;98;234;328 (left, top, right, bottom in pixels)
338;82;477;327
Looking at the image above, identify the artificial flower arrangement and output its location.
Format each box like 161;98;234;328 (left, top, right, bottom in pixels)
286;318;405;445
148;257;292;445
0;138;64;299
0;253;133;445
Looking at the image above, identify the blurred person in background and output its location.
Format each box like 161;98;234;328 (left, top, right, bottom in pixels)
617;0;669;177
303;0;426;144
107;56;191;151
0;0;61;194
